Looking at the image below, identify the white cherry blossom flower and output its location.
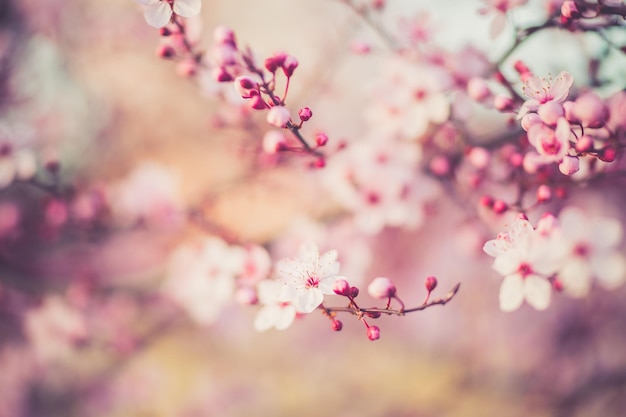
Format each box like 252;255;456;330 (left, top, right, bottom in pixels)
253;280;297;332
518;71;574;119
276;241;346;313
483;214;566;311
557;207;626;297
162;237;244;325
138;0;202;28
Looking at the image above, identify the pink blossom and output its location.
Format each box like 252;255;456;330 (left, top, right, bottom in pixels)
276;241;346;313
527;117;571;163
483;215;566;311
367;277;397;299
266;106;291;128
557;207;626;297
518;71;574;119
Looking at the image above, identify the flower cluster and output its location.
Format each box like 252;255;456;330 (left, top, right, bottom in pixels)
484;208;625;311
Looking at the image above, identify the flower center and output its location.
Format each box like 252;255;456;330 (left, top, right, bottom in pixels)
305;274;320;288
574;243;589;257
518;262;533;278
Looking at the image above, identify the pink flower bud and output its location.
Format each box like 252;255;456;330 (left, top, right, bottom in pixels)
367;325;381;341
521;113;541;131
563;101;576;122
368;277;397;299
249;95;267;110
315;132;328;147
561;1;580;19
425;276;437;292
350;287;360;298
212;67;233;82
558;155;580;175
371;0;385;10
159;27;172;37
538;101;564;126
467;77;491;101
262;131;287;154
494;95;514;111
266;106;291;128
264;52;286;73
298;107;313;122
536;185;552;202
430;155;450;176
333;279;351;296
213;26;237;47
492;200;508;214
598;146;616;162
479;195;494;208
313;158;326;169
331;319;343;331
514;60;531;77
234;76;258;97
282;55;299;77
575;135;594;153
467;147;490;169
572;93;609;128
156;44;175;59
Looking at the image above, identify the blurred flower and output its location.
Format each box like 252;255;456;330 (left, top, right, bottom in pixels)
479;0;528;38
557;207;626;297
162;236;244;325
484;214;566;311
253;279;297;331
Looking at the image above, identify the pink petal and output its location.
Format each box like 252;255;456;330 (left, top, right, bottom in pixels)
559;258;592;298
550;71;574;103
591;252;626;289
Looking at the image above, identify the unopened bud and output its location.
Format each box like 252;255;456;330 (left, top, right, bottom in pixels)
492;200;508;214
559;156;580;175
333;279;351;296
156;44;175;59
331;319;343;331
282;55;299;77
425;276;438;292
368;277;397;299
298;107;313;122
598;146;617;163
350;287;360;298
315;133;328;147
367;325;380;341
536;185;552;203
266;106;291;128
494;95;514;112
561;1;580;19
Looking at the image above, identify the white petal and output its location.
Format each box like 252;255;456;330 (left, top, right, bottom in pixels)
426;94;450;124
274;306;296;330
558;258;592;298
590;217;623;250
499;274;524;312
173;0;202;18
144;2;172;28
524;275;551;310
489;14;507;39
254;305;280;332
592;252;626;289
295;288;323;313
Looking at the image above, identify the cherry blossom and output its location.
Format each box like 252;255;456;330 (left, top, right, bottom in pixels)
518;71;574;119
557;207;626;297
276;241;346;313
138;0;202;28
162;237;244;325
324;137;438;234
526;117;572;164
253;279;297;331
483;214;566;311
364;58;451;141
